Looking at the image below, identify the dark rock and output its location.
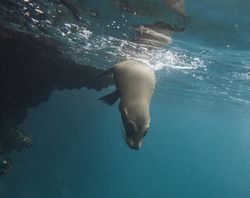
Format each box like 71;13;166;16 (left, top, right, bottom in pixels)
0;23;113;171
0;157;11;178
0;127;32;155
0;24;112;127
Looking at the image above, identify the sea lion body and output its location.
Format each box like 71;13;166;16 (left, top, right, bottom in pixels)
113;60;155;109
99;60;155;150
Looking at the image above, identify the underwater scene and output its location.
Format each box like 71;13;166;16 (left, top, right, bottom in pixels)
0;0;250;197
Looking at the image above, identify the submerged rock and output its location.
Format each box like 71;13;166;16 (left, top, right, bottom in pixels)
0;24;111;124
0;126;32;155
0;158;11;178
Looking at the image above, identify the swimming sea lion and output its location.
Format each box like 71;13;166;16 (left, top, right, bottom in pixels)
134;21;185;47
99;60;155;150
110;0;186;17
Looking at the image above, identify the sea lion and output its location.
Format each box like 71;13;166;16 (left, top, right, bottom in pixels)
134;21;185;47
99;60;155;150
110;0;186;17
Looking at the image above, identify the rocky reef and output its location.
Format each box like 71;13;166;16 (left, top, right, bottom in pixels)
0;24;112;177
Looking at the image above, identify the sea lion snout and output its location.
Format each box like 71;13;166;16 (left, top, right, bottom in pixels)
126;138;142;150
120;104;151;150
122;118;149;150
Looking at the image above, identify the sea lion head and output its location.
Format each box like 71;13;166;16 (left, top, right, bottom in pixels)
120;105;150;150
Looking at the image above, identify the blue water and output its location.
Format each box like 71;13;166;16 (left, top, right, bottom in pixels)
1;0;250;197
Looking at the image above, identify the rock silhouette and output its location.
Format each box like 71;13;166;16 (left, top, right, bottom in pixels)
0;24;112;176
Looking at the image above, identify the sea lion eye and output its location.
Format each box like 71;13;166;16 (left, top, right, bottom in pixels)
126;121;135;137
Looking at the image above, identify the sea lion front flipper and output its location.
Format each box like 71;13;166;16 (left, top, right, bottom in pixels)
86;67;114;91
96;67;114;78
99;90;120;106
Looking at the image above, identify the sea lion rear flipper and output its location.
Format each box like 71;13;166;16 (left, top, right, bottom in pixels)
99;90;120;106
